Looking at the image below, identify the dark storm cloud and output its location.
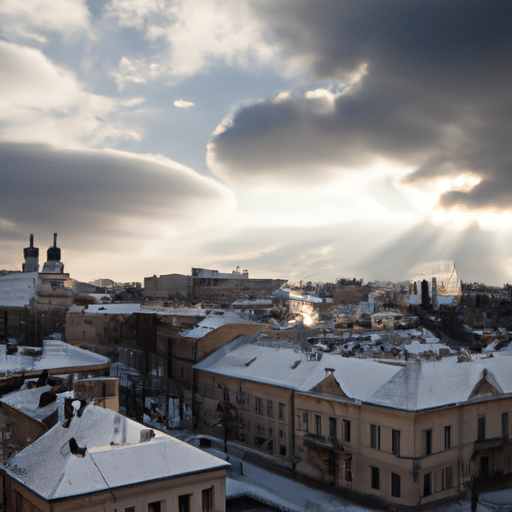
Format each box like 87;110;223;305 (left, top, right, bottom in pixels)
209;0;512;208
0;142;233;247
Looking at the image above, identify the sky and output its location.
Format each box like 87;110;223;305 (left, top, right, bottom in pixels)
1;0;511;286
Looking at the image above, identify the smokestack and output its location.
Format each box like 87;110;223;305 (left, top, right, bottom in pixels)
53;233;57;247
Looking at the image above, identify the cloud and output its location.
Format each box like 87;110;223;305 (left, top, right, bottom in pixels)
174;99;195;108
107;0;278;85
0;142;236;278
207;0;512;214
0;0;90;43
0;41;142;147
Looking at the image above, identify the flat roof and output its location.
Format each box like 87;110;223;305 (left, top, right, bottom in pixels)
0;341;109;376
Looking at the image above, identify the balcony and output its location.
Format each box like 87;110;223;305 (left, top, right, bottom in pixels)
473;437;508;456
303;433;347;453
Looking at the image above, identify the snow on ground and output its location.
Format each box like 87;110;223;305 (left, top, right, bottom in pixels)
206;446;370;512
168;432;473;512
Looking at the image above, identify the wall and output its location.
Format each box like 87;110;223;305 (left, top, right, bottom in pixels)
194;371;295;466
143;274;192;300
1;467;227;512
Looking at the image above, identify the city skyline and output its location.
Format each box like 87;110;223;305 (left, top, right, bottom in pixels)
1;1;511;285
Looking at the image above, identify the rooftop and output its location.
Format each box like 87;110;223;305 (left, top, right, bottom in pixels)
2;405;229;501
181;309;257;339
0;340;109;376
196;339;512;411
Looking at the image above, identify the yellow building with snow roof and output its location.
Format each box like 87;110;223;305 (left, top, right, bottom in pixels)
194;337;512;509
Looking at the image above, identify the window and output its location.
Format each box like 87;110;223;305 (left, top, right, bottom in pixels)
424;429;432;455
329;417;337;440
148;501;161;512
442;466;453;491
370;424;380;449
125;508;135;512
280;444;286;455
303;412;308;432
502;412;509;439
444;425;451;450
278;402;286;421
254;396;263;415
267;400;273;418
391;473;401;498
315;415;322;436
371;466;380;489
478;416;486;441
179;495;190;512
343;419;351;443
392;429;400;456
423;473;431;497
202;488;213;512
345;457;352;482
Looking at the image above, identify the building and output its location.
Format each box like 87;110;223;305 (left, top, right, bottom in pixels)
0;234;73;345
64;305;264;427
0;375;120;462
144;267;286;303
0;380;64;461
194;337;512;509
0;404;229;512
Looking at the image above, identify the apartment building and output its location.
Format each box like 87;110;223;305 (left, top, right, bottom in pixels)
194;338;512;508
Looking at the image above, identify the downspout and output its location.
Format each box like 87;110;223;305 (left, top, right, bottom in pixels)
291;388;296;470
458;403;464;493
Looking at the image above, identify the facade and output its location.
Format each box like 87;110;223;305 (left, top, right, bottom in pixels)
194;338;512;509
74;377;120;412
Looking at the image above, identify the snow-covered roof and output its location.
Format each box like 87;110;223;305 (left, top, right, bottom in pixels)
370;355;512;410
67;303;142;315
0;272;38;307
0;340;109;375
181;309;256;339
196;340;512;411
196;342;402;398
0;385;60;423
289;293;323;304
3;405;229;501
231;299;273;307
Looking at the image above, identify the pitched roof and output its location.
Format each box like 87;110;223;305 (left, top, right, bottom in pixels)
196;340;512;411
196;342;402;398
370;355;512;410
